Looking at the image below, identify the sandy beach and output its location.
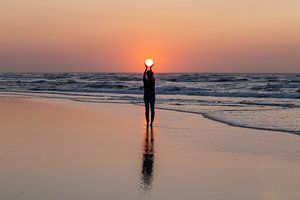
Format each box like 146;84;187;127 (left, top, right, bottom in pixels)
1;96;300;200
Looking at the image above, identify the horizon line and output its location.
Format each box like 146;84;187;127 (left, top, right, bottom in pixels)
0;71;299;74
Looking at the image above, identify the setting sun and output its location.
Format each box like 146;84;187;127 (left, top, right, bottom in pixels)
145;59;154;67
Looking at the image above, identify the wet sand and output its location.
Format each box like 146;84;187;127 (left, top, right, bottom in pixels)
1;96;300;200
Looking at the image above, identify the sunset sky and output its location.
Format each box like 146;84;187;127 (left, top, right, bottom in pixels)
1;0;299;72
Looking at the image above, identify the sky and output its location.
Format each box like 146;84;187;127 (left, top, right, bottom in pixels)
0;0;299;72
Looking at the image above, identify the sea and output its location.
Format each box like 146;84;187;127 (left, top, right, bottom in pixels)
0;73;299;134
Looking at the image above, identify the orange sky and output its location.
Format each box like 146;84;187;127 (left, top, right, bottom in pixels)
0;0;299;72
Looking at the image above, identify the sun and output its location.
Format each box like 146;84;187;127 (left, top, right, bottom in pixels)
145;59;154;67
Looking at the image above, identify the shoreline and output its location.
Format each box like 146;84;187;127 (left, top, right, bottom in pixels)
0;91;298;135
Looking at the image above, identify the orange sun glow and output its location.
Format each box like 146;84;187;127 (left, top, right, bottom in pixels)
145;59;154;67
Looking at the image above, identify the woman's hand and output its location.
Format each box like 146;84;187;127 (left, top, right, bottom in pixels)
150;64;154;70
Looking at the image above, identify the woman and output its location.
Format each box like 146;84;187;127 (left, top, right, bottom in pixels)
143;63;155;127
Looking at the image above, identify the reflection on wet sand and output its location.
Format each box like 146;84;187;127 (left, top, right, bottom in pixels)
140;126;155;191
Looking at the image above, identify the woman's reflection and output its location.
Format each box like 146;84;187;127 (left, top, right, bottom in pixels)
140;125;155;191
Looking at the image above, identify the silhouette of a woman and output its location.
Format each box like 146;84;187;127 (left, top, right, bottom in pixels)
143;63;155;127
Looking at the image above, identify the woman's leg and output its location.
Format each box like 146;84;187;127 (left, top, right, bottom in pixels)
144;99;150;123
150;97;155;124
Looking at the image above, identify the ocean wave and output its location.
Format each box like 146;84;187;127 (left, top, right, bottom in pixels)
1;73;300;99
86;82;128;89
203;109;300;135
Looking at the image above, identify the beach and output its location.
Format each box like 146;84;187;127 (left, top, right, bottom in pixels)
1;96;300;200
